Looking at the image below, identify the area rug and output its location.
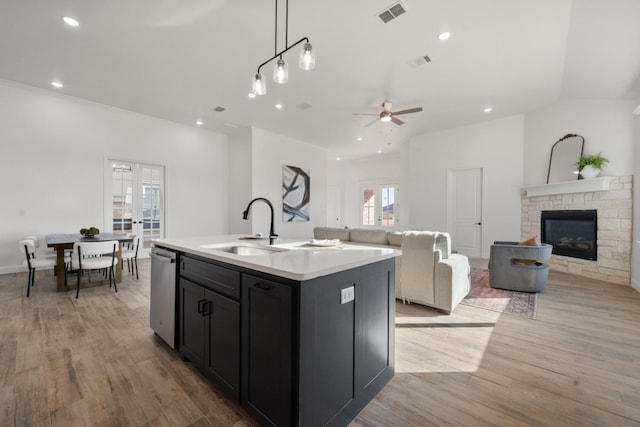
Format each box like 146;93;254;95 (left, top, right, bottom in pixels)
460;268;537;319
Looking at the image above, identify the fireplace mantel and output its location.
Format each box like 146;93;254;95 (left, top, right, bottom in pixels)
522;176;615;197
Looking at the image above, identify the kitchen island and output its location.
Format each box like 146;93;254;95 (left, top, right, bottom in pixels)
152;235;399;427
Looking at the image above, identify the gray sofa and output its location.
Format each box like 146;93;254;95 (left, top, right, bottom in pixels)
313;227;471;314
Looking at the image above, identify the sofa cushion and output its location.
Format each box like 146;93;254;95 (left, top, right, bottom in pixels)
513;236;541;265
349;228;389;245
313;227;350;241
387;231;403;247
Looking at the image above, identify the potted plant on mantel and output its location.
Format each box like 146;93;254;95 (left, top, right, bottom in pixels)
575;153;609;179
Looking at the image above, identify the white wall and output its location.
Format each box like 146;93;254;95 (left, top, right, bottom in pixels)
250;127;327;240
407;115;525;257
0;81;229;273
524;99;636;186
228;127;253;235
328;154;402;229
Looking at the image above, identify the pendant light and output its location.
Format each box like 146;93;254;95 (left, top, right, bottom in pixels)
298;42;315;70
251;0;315;95
273;58;288;84
252;73;267;96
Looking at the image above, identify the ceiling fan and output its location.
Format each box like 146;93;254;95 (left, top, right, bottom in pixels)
352;101;423;127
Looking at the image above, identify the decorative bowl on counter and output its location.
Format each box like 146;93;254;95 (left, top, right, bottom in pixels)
80;227;100;238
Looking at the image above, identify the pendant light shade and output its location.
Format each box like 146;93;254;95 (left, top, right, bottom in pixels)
273;58;289;84
298;42;315;70
252;73;267;95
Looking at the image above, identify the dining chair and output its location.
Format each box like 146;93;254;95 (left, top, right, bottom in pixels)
24;235;61;261
72;240;119;299
19;239;57;297
121;235;141;280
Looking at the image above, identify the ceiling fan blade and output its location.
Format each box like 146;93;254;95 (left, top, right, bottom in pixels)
364;117;380;127
352;113;379;116
391;117;404;126
392;107;423;116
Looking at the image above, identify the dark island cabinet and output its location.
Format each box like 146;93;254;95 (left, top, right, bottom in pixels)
242;274;294;427
178;256;240;400
241;258;395;427
177;252;395;427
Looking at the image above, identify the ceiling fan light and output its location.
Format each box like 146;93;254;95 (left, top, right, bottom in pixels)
273;58;288;84
380;113;392;123
298;42;315;70
252;73;266;95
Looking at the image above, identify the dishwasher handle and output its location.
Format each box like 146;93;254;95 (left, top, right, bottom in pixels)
150;252;176;263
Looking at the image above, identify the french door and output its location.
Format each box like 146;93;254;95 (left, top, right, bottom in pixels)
105;159;165;253
360;183;399;229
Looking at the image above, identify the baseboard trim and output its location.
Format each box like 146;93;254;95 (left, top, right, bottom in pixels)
0;265;55;275
0;265;28;275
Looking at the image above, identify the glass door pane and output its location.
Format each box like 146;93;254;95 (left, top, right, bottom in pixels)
112;164;133;236
380;186;395;227
141;166;163;248
362;187;376;226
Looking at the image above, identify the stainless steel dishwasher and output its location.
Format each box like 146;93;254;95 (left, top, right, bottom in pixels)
150;246;177;348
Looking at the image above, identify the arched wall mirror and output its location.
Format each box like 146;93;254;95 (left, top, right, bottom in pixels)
547;134;584;184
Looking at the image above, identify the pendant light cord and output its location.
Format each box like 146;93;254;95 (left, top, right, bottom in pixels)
274;0;278;56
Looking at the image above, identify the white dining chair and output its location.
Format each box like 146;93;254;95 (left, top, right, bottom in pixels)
121;235;141;280
24;235;60;260
72;240;119;299
19;239;57;297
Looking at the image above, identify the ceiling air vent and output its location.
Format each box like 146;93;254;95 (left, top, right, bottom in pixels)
407;54;431;68
377;2;406;24
296;103;312;110
211;106;226;113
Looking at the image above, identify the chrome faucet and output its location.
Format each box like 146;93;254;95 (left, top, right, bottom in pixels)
242;197;278;245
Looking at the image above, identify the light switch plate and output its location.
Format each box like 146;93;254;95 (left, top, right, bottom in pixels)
341;286;355;304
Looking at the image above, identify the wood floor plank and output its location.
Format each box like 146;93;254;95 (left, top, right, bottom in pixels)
2;258;640;426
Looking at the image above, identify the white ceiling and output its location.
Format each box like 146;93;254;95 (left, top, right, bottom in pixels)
1;0;639;160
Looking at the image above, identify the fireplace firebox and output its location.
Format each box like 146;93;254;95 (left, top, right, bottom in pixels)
541;210;597;261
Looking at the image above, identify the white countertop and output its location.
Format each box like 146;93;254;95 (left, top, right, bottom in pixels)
152;235;401;281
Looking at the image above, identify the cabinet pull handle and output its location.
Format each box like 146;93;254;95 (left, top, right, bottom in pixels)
197;299;206;314
202;300;212;316
255;283;272;291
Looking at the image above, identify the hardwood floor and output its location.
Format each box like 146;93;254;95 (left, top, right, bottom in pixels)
1;258;639;426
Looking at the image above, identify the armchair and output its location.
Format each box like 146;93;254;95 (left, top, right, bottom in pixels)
488;241;553;292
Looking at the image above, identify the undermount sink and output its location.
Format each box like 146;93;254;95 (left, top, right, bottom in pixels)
202;244;288;256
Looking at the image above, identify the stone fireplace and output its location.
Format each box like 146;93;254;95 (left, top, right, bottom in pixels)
521;176;633;285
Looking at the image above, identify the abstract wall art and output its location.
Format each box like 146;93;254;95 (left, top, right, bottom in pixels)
282;165;310;222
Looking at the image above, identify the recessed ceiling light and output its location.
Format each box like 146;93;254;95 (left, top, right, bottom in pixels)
51;81;63;88
483;107;492;113
248;93;256;99
336;157;341;161
438;31;451;41
62;16;79;27
275;104;283;109
196;120;203;126
357;137;363;141
377;150;383;154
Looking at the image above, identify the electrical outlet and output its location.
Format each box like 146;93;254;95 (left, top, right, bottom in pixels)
341;286;355;304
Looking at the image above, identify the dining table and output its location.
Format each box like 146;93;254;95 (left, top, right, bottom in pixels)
46;233;134;292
